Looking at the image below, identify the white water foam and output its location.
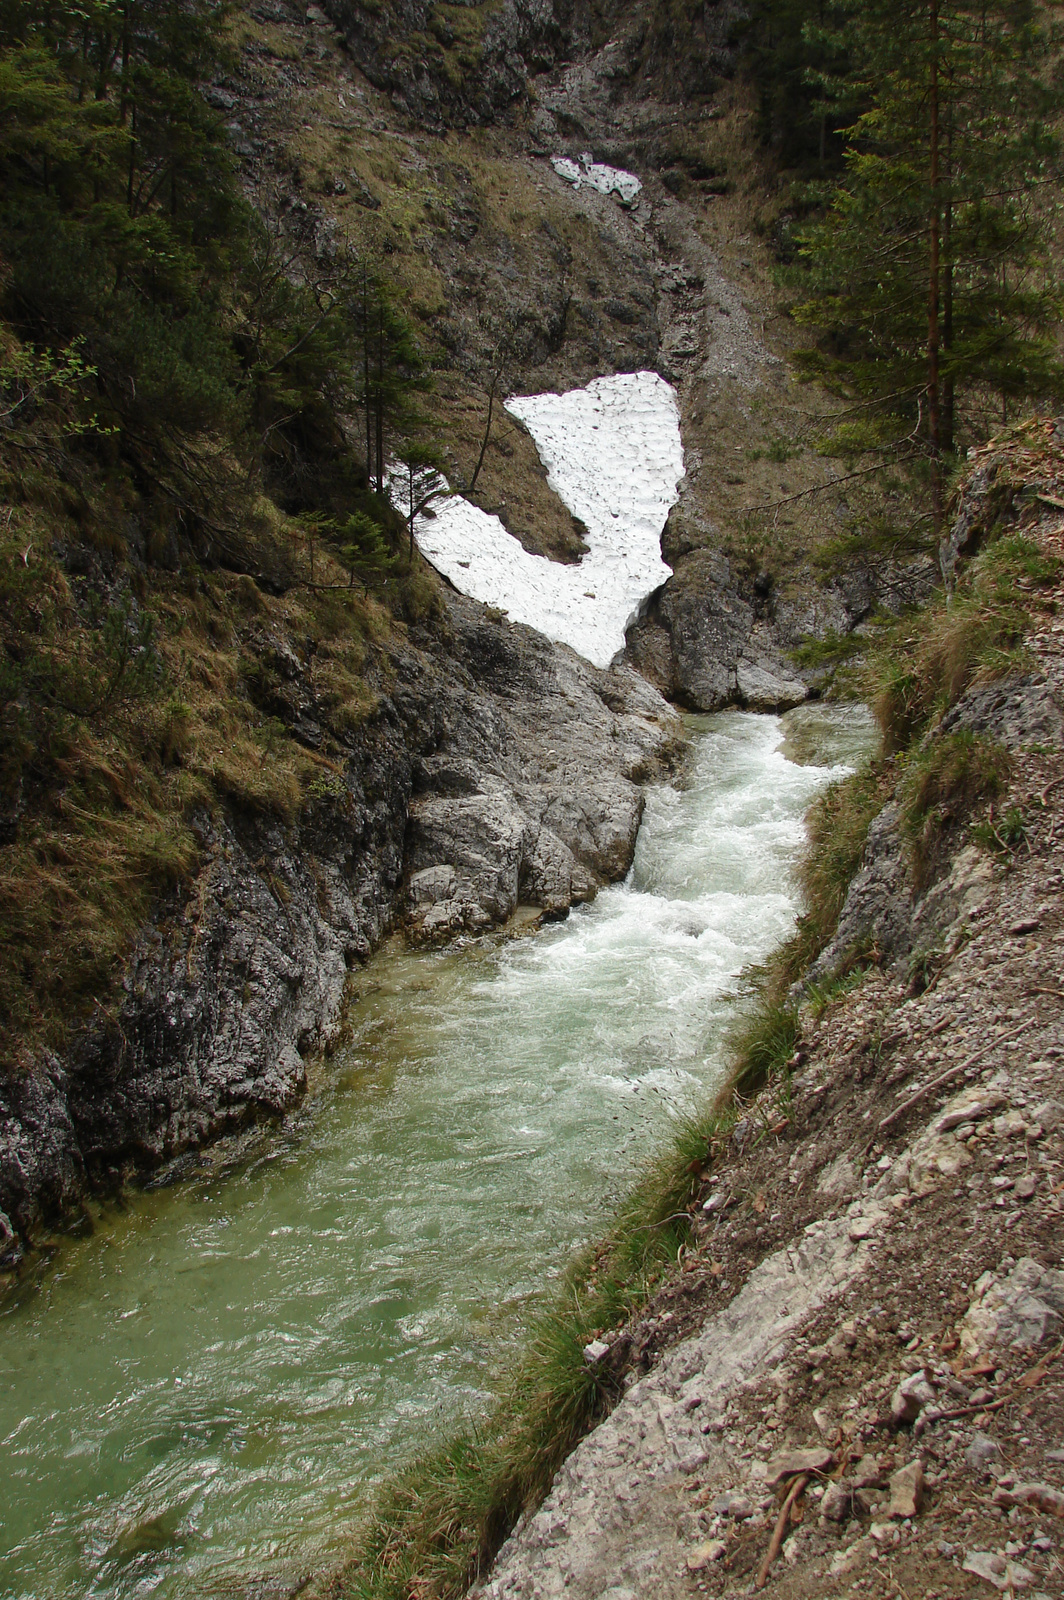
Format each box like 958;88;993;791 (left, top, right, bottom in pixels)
409;371;683;669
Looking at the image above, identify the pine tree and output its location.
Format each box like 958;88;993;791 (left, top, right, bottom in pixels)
789;0;1063;542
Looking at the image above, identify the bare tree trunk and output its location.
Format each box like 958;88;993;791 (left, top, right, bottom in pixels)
468;369;500;493
928;0;943;544
375;310;384;494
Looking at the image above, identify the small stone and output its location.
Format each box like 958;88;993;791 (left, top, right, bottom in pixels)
1030;1099;1063;1132
711;1492;754;1519
821;1482;854;1522
889;1460;924;1518
965;1432;1004;1474
848;1216;877;1241
934;1087;1007;1132
583;1339;610;1364
763;1446;835;1486
702;1192;724;1213
686;1539;726;1571
994;1481;1064;1518
891;1371;936;1424
963;1550;1034;1589
853;1454;883;1489
1014;1173;1037;1200
1010;917;1041;935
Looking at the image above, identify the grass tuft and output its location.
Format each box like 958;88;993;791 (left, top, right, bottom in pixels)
899;730;1011;886
867;533;1059;754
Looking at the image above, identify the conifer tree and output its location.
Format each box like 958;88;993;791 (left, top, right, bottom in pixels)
789;0;1063;541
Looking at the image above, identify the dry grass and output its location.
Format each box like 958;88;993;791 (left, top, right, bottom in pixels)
868;532;1060;754
0;484;419;1070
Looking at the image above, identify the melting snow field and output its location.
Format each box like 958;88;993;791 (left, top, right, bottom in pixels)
411;371;684;669
549;155;643;204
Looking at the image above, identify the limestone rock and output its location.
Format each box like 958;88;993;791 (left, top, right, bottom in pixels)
0;593;682;1243
686;1539;726;1570
962;1550;1035;1590
891;1371;936;1425
711;1491;754;1518
992;1480;1064;1517
763;1446;835;1486
932;1086;1008;1134
965;1432;1004;1474
960;1257;1064;1355
888;1459;924;1518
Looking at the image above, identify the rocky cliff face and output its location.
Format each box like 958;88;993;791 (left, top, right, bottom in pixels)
0;595;680;1256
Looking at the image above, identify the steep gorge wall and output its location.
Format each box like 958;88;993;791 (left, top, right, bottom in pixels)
0;595;681;1260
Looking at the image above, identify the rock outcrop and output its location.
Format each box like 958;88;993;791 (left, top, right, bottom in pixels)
0;594;680;1251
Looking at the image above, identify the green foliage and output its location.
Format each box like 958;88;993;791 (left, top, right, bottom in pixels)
730;1001;799;1096
868;532;1060;752
899;729;1011;883
971;803;1029;858
739;0;856;170
789;627;864;669
784;0;1064;490
0;532;161;809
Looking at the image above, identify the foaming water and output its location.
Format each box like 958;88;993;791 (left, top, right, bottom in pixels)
0;705;874;1599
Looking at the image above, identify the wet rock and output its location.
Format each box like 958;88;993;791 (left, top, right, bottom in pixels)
0;1208;21;1269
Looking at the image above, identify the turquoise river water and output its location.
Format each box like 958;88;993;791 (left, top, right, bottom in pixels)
0;705;874;1599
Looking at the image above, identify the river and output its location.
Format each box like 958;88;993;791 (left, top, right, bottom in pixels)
0;704;874;1599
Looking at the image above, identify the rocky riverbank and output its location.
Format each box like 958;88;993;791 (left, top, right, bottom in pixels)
0;594;681;1262
474;454;1064;1600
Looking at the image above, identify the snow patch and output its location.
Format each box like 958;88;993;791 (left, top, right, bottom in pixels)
409;371;683;670
550;153;642;204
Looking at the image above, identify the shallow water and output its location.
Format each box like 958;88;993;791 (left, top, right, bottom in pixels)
0;704;874;1599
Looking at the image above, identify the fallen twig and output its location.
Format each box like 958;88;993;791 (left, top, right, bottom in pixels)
755;1472;809;1590
876;1017;1040;1139
922;1340;1064;1426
